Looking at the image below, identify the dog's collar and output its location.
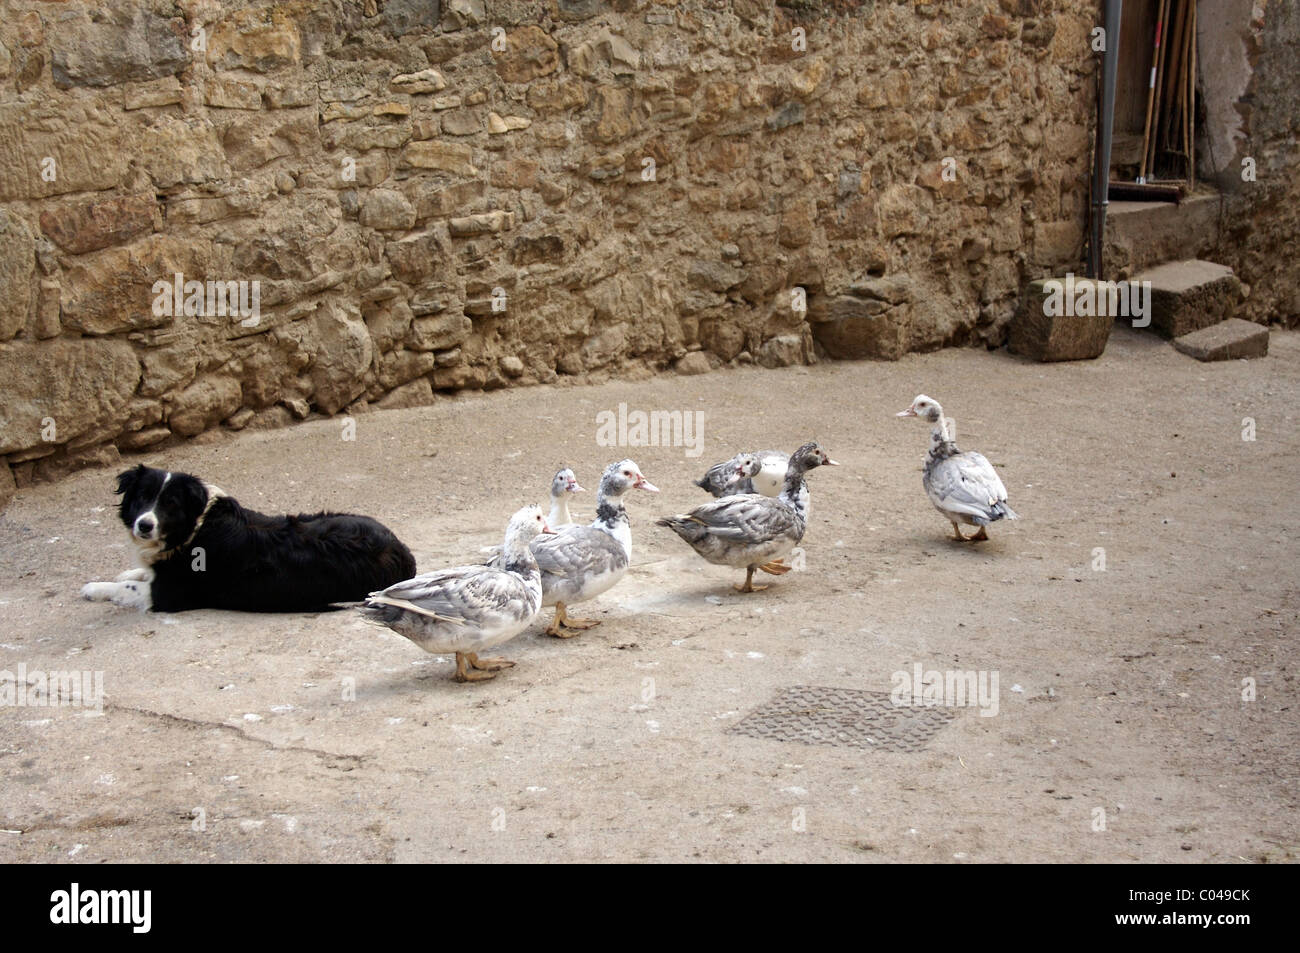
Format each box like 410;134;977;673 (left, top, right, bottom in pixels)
160;482;227;558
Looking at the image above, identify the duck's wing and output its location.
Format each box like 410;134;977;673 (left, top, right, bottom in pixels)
676;494;798;542
928;451;1011;520
530;525;627;579
366;566;535;624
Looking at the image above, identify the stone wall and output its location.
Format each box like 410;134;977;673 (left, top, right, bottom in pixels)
0;0;1292;506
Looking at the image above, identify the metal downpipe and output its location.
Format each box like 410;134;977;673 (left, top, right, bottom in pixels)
1089;0;1124;279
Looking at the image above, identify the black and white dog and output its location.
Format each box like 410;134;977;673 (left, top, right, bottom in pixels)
82;465;417;613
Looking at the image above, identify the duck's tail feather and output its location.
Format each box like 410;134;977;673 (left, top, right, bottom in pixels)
987;502;1018;522
656;515;707;543
359;601;403;625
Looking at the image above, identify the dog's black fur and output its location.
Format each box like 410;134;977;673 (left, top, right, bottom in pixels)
109;465;416;613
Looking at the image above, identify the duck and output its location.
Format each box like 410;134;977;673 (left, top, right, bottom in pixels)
694;453;759;497
547;467;585;528
696;450;787;497
657;443;838;592
530;459;659;637
482;467;584;563
745;450;791;496
361;505;553;682
896;394;1018;542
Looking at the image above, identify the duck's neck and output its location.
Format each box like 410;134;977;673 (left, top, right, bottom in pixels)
501;532;540;577
778;468;811;520
927;423;960;464
593;488;632;558
548;493;571;527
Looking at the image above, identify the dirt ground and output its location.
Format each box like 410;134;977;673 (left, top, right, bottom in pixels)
2;326;1297;863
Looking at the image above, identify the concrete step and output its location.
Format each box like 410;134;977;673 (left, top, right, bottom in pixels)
1104;193;1223;278
1131;259;1243;338
1172;318;1269;362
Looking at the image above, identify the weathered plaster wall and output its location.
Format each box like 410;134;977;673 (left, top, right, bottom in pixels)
1196;0;1300;325
1198;0;1257;184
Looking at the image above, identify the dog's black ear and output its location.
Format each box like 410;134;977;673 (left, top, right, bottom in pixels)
176;477;210;522
115;464;147;497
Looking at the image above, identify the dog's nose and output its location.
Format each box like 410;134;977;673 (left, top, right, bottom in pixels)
134;514;157;539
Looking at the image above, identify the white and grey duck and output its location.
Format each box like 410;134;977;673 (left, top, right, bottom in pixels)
545;467;585;528
484;468;585;560
695;450;788;497
361;505;553;682
529;459;659;637
693;453;758;497
896;395;1018;542
659;442;839;592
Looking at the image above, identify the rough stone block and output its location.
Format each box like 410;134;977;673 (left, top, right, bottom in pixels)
0;339;140;455
409;313;471;352
207;7;301;72
1172;318;1269;362
807;279;913;360
359;189;417;230
391;69;446;94
50;5;188;88
808;297;905;359
1134;259;1242;338
403;140;476;175
123;76;184;110
0;209;34;341
376;377;435;410
168;375;242;437
494;26;559;83
448;210;513;237
39;193;157;254
205;77;262;110
1009;278;1112;362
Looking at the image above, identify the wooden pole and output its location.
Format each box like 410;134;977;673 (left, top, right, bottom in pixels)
1140;0;1171;182
1160;0;1189;161
1188;0;1197;189
1171;0;1192;161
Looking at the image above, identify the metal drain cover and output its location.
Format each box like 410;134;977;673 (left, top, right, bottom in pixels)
728;685;955;752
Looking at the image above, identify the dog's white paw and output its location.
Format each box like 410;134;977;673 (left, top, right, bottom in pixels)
82;580;151;610
115;568;152;582
82;582;115;601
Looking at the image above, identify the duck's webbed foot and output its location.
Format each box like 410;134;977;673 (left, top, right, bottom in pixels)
969;526;989;542
951;523;971;542
545;603;600;638
467;652;515;671
758;560;791;575
455;651;513;682
733;566;768;593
